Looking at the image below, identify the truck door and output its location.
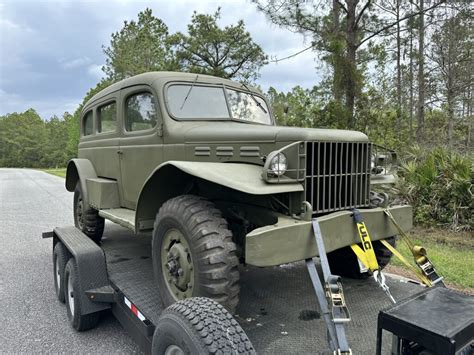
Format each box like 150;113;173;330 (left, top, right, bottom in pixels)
79;93;121;183
118;85;164;210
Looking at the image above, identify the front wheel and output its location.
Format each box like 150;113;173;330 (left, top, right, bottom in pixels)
327;236;396;279
152;195;240;313
73;182;104;244
152;297;255;354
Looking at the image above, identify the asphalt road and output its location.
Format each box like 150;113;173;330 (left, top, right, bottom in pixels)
0;169;140;353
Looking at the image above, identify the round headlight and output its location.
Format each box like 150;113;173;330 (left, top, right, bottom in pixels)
371;153;393;174
270;152;287;176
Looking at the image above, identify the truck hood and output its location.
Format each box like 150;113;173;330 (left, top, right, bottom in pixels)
183;122;368;143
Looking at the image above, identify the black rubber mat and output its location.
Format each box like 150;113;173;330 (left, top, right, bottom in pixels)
102;232;163;324
236;262;421;354
101;226;422;354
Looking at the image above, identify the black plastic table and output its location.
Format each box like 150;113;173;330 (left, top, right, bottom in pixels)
376;286;474;354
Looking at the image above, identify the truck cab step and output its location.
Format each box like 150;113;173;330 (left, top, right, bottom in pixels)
99;208;135;231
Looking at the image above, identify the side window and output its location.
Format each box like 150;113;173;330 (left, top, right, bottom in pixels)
98;102;116;133
125;92;157;132
83;111;93;136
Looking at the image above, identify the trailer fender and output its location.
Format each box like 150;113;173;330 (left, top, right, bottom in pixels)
134;161;303;233
53;226;111;315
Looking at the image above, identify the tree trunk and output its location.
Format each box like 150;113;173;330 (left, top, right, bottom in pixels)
345;0;358;128
396;0;402;140
332;0;342;103
447;90;454;147
446;33;454;147
416;0;425;142
468;85;472;147
409;13;414;144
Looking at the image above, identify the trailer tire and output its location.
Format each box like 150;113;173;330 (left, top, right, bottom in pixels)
73;182;104;244
64;259;100;331
327;236;396;279
152;195;240;313
152;297;255;355
53;242;69;303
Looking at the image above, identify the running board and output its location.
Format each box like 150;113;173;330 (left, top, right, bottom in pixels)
99;208;136;231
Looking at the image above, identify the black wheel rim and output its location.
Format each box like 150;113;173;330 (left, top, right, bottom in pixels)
67;273;74;315
161;229;194;301
76;196;84;230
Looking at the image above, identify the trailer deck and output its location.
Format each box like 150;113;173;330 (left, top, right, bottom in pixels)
102;225;423;354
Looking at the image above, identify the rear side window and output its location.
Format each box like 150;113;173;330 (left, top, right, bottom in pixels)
98;102;116;133
83;111;93;136
125;92;157;132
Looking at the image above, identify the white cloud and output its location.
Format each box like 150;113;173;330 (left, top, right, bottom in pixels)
87;64;104;80
0;88;20;104
0;89;79;119
0;17;20;31
60;56;92;69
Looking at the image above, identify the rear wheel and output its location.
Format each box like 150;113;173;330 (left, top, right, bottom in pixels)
73;182;104;244
152;195;240;313
64;259;100;331
53;242;69;303
152;297;255;354
327;236;396;279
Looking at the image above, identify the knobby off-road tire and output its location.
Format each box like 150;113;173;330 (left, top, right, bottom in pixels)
73;182;104;244
152;195;240;313
152;297;255;355
327;236;396;279
53;242;70;303
64;259;100;331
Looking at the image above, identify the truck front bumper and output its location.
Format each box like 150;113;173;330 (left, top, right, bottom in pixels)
245;205;412;267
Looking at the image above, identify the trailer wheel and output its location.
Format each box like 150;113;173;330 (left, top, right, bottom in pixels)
64;259;100;331
327;236;396;279
53;242;69;303
152;195;240;313
152;297;255;355
73;182;104;244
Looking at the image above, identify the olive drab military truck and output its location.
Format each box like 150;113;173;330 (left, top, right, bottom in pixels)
65;72;412;313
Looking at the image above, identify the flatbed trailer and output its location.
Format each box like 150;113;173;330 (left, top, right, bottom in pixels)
44;224;473;354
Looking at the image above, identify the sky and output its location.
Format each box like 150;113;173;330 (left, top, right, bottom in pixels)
0;0;321;119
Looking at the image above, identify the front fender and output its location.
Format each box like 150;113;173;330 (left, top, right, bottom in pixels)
134;161;303;233
166;161;303;195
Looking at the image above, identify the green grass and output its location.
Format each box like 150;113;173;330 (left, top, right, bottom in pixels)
389;227;473;289
41;168;66;178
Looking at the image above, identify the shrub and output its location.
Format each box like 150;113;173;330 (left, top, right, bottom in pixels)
394;146;473;230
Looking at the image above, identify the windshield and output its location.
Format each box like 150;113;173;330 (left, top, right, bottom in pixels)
166;84;273;125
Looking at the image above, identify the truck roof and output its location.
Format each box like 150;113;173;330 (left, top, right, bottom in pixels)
85;71;255;110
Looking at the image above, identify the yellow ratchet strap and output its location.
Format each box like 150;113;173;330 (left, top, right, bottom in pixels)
383;209;444;287
379;239;432;287
351;210;379;272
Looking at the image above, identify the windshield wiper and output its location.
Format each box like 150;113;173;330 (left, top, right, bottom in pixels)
180;74;199;110
240;82;268;114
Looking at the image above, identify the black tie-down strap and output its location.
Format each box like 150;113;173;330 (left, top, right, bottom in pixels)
305;219;352;354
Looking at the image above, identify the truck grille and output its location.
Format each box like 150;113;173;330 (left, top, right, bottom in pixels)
305;142;371;214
